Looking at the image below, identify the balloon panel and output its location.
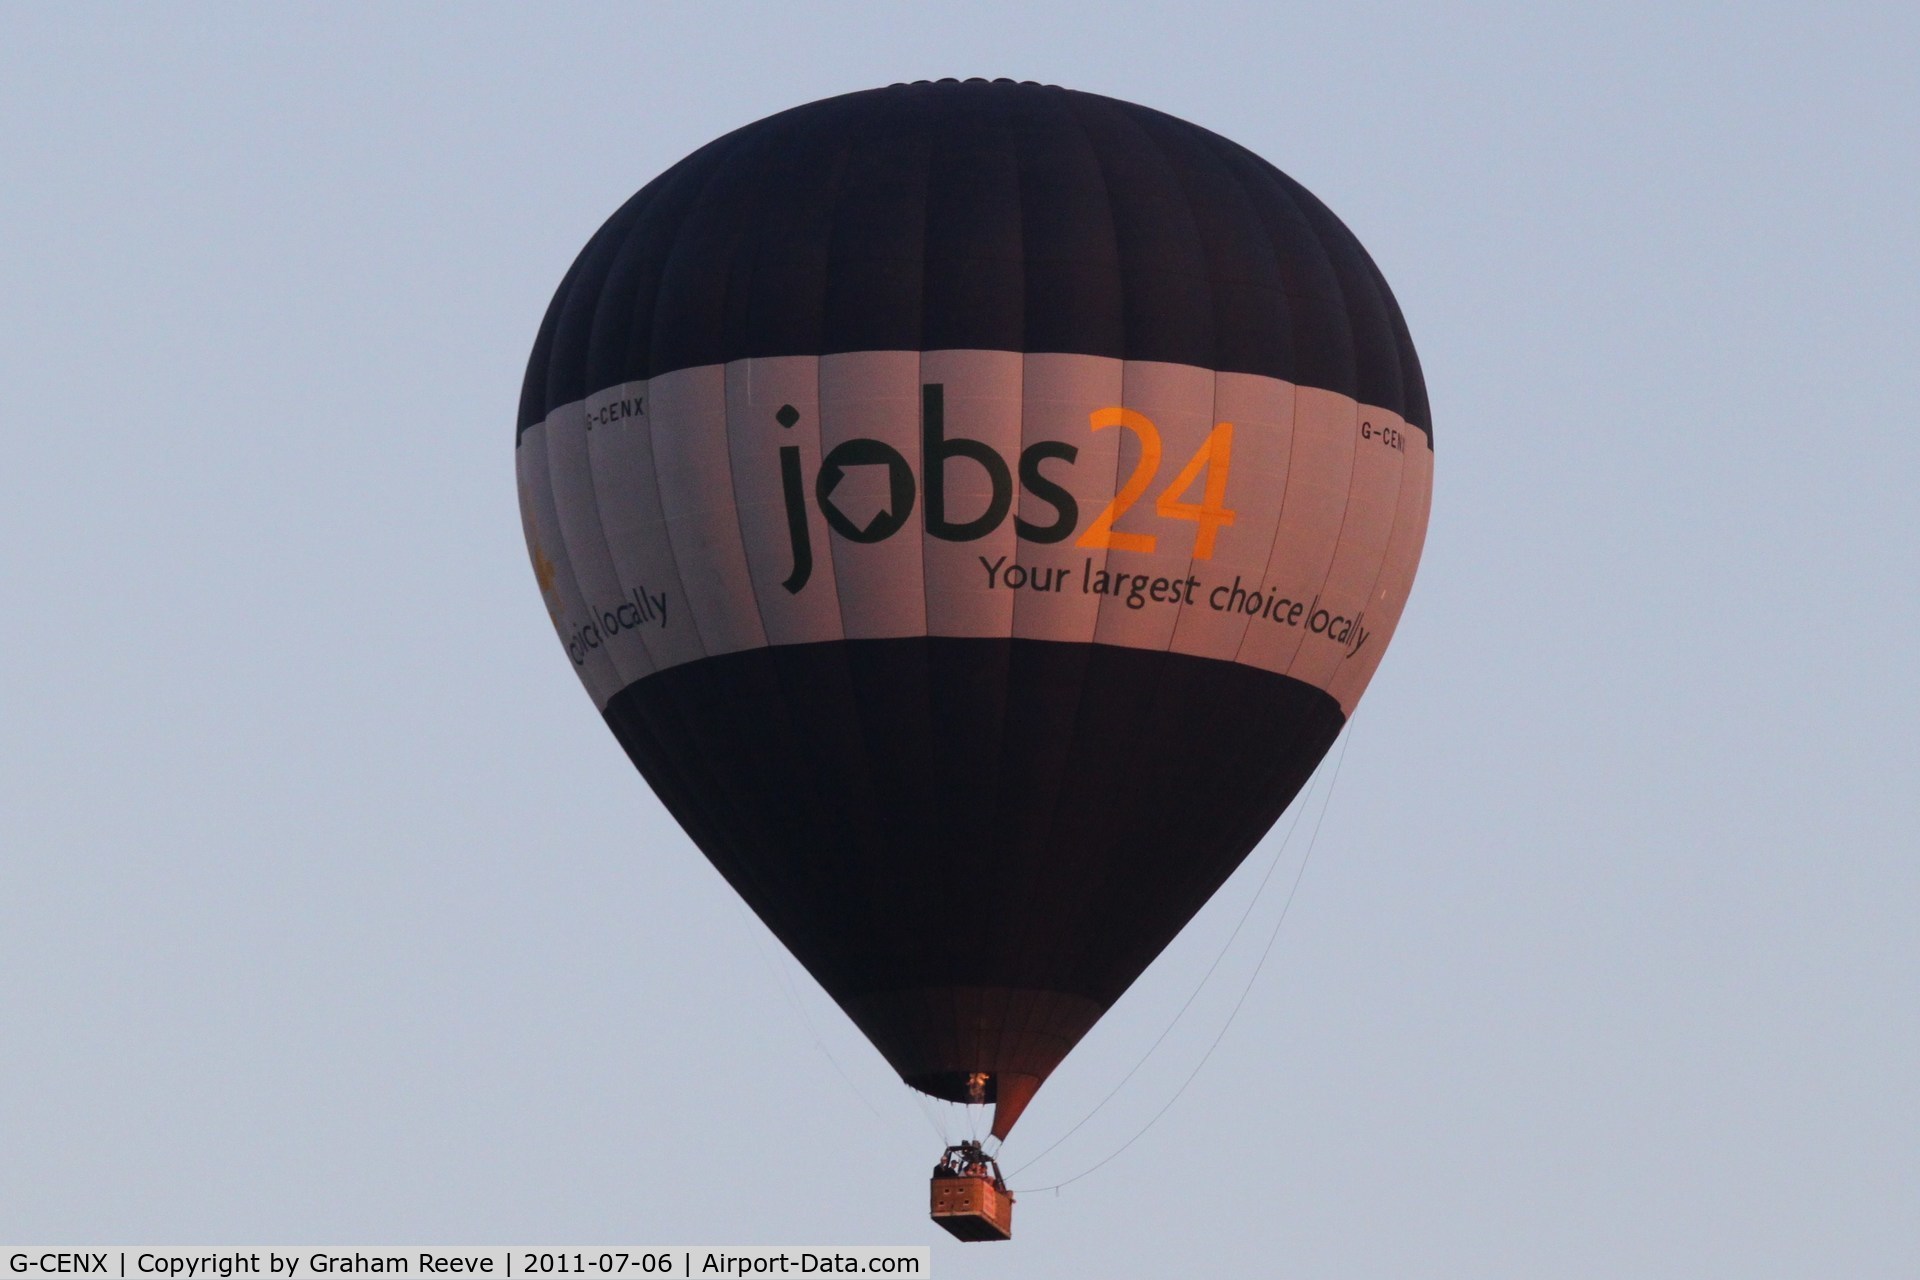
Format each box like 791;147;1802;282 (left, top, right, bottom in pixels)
518;353;1425;714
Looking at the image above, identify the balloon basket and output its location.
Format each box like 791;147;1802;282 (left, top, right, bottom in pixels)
930;1143;1014;1242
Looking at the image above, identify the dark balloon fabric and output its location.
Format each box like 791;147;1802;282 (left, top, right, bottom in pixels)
517;79;1432;1138
517;79;1428;442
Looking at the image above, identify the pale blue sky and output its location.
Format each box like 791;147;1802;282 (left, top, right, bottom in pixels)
4;4;1917;1276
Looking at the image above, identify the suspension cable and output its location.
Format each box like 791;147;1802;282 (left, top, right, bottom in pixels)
733;901;945;1142
1009;723;1357;1194
1004;741;1324;1177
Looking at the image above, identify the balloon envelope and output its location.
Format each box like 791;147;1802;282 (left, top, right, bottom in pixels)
517;79;1432;1138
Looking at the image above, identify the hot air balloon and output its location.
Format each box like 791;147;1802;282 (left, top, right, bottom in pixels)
516;79;1431;1240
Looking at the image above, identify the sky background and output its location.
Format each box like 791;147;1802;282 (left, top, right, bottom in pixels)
4;3;1917;1276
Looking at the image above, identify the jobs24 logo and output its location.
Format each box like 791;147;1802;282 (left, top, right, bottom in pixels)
776;383;1236;594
